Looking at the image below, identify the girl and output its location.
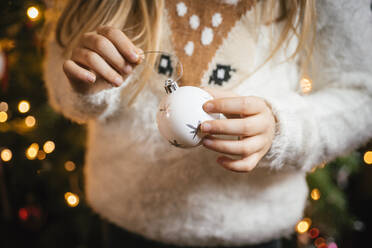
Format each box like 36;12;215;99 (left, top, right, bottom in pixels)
43;0;372;247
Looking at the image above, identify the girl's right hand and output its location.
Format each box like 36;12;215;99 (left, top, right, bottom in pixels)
63;26;143;90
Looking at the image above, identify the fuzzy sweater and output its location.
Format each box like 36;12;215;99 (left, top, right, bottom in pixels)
43;0;372;246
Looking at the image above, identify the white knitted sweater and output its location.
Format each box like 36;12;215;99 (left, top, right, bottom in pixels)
43;1;372;246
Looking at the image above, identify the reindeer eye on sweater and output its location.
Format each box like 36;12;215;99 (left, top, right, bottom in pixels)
208;64;236;86
166;0;255;86
157;54;174;77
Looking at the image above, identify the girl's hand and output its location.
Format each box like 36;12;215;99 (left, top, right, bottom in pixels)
63;26;143;92
201;88;276;173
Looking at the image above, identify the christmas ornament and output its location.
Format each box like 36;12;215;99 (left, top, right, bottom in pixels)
18;204;46;231
156;79;220;148
139;50;220;148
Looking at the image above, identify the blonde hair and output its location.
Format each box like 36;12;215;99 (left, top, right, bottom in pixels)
56;0;316;103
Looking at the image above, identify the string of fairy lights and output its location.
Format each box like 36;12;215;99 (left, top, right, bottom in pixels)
0;97;80;208
0;3;371;247
0;5;80;209
299;75;372;246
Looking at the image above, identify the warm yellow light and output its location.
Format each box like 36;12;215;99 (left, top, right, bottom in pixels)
37;150;46;160
364;151;372;165
0;111;7;123
300;77;312;94
311;188;321;200
26;143;39;160
296;218;311;234
43;141;55;154
1;149;12;162
25;116;36;127
0;102;8;112
18;100;30;113
318;162;326;168
65;192;79;207
27;6;39;20
64;161;76;172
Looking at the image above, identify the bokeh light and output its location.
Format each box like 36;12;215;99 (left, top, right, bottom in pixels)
64;192;79;207
27;6;39;20
311;188;321;201
26;143;39;160
1;148;12;162
25;115;36;127
364;151;372;165
0;102;8;112
296;218;311;234
18;208;29;221
314;237;326;247
0;111;8;123
43;141;55;154
300;77;312;94
64;161;76;172
309;227;320;239
328;242;338;248
18;100;30;113
37;150;46;160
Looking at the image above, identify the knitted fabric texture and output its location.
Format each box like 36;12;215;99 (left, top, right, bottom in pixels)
43;0;372;246
166;0;255;85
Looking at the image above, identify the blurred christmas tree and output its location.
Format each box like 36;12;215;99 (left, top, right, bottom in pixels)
0;1;103;247
0;1;371;248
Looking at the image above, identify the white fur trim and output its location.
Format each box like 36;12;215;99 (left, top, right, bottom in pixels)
176;2;187;17
212;13;223;27
201;27;214;46
184;41;194;56
189;15;200;30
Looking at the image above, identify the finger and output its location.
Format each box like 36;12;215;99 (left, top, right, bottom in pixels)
202;135;264;156
199;88;241;118
81;33;133;75
203;96;266;116
217;153;261;173
71;47;124;87
201;115;268;136
63;60;96;84
97;26;142;64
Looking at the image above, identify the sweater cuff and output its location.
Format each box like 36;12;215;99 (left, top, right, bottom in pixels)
258;92;305;171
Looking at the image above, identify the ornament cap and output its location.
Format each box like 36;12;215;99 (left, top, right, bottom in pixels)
164;79;179;94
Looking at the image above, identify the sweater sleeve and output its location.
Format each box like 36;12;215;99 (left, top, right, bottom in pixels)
260;0;372;171
42;29;134;124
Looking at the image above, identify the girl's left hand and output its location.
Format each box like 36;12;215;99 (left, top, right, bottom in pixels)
201;88;276;173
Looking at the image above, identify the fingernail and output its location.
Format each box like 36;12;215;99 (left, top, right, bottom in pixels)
201;122;211;132
204;102;214;112
113;76;123;86
217;157;225;164
123;64;133;74
87;73;96;83
136;47;144;55
203;139;213;146
130;51;139;62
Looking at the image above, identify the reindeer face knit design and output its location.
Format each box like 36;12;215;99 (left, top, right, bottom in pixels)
165;0;256;86
43;0;372;246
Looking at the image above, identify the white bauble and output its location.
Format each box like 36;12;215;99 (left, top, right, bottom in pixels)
156;80;220;148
